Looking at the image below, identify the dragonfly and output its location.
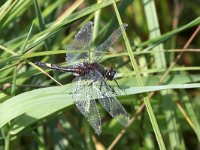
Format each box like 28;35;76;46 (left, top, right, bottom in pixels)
35;21;129;135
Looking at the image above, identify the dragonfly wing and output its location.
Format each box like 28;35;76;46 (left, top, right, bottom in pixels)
66;21;93;65
92;70;129;127
71;76;102;135
93;24;128;62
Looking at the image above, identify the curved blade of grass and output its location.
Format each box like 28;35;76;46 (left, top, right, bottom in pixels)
0;83;200;135
0;85;72;133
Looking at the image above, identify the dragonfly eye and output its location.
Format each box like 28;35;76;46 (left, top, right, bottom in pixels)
105;68;116;80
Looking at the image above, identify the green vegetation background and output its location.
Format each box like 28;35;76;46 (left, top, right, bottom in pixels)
0;0;200;150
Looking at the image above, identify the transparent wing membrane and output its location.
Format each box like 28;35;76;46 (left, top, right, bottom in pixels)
66;21;93;65
93;23;128;62
71;75;102;135
92;71;129;127
71;70;129;134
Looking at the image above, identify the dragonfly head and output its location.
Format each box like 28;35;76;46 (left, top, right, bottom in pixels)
105;68;116;80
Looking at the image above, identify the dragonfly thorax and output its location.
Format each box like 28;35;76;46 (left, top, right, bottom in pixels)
72;62;105;76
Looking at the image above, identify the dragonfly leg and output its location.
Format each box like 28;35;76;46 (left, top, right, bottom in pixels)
113;79;126;96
